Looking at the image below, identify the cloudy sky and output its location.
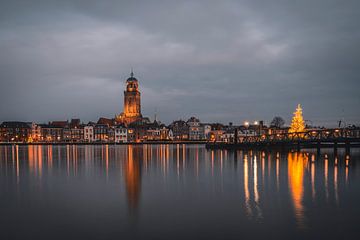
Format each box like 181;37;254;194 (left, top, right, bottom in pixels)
0;0;359;126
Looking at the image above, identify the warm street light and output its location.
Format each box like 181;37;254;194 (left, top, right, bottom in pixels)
244;121;249;127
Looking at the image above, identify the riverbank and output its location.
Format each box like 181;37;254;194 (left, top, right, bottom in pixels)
0;141;207;146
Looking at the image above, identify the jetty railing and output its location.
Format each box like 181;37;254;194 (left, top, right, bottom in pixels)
206;128;360;151
238;128;360;144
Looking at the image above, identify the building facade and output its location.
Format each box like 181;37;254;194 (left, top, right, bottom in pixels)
187;117;202;140
40;124;63;142
115;125;127;143
94;124;110;142
0;122;31;142
84;124;95;142
169;120;189;140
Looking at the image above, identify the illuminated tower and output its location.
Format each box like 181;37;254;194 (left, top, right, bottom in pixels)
116;70;142;124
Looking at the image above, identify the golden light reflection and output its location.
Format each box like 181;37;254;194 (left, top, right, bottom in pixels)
28;145;34;173
105;145;109;179
143;145;148;172
244;154;252;217
268;153;271;181
37;145;43;178
288;152;306;229
311;154;315;163
345;155;349;185
47;146;53;170
166;145;170;173
125;145;141;212
16;145;19;184
311;162;315;200
334;163;338;205
211;150;214;176
261;155;265;186
11;145;15;174
182;144;186;172
254;156;259;202
66;145;70;176
176;144;180;178
324;155;329;201
220;150;223;176
72;145;77;176
276;155;280;191
254;155;262;219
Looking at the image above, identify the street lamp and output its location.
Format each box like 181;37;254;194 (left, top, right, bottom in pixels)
244;121;249;137
254;121;259;135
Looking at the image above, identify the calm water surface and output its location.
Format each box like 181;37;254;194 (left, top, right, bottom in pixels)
0;144;359;240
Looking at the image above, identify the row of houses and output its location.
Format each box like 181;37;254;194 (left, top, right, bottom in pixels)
1;117;308;143
0;117;215;143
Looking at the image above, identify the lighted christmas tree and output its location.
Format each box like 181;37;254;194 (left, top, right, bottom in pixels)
289;104;305;133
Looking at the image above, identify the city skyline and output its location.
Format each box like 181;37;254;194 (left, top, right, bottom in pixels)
1;2;360;240
1;1;360;126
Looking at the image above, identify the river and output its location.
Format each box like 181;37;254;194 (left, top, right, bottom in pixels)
0;144;359;239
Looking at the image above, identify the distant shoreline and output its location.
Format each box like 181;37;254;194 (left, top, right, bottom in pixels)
0;141;207;146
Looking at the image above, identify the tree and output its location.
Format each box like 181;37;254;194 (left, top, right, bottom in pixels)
289;104;305;133
270;116;285;128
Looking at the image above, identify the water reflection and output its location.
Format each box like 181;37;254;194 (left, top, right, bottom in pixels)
125;145;142;213
288;152;307;229
311;159;316;200
324;154;329;201
0;144;358;237
243;153;252;217
253;155;262;219
334;161;339;205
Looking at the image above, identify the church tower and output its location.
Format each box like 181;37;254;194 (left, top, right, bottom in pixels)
116;70;142;125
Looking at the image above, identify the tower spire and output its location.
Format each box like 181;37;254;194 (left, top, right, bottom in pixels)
130;68;134;78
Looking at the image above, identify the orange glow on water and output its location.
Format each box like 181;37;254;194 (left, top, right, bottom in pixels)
244;154;251;217
125;145;141;212
254;156;259;204
47;146;53;169
28;145;34;172
37;145;43;178
288;152;306;228
325;156;329;200
105;145;109;178
311;162;315;200
16;145;19;183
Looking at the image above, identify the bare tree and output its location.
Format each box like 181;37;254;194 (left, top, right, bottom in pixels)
270;116;285;128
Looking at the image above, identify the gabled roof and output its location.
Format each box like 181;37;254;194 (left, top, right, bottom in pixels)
169;119;187;127
187;116;200;123
51;121;69;128
70;119;81;128
86;121;96;126
97;117;114;126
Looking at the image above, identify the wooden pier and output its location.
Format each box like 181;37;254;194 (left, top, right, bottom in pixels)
206;128;360;153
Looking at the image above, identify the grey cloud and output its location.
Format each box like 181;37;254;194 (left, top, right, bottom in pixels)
0;0;359;126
